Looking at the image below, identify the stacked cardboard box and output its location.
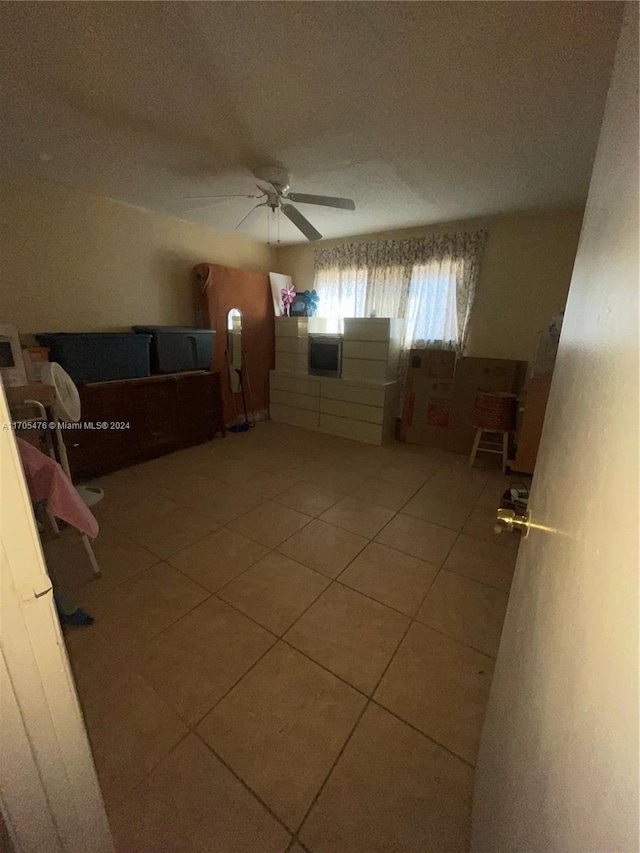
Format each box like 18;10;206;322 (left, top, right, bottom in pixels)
401;350;457;449
401;350;527;454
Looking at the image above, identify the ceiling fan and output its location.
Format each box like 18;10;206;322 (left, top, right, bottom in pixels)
186;166;356;242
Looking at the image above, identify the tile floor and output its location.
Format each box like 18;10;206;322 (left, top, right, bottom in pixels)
44;421;526;852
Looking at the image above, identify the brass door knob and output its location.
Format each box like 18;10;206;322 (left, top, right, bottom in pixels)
495;508;531;538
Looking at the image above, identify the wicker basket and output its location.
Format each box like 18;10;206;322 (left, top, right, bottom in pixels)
472;391;517;431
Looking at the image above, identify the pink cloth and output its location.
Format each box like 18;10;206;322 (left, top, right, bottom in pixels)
17;438;99;539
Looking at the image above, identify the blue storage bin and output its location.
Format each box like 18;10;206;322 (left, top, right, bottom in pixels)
132;326;215;374
36;333;151;384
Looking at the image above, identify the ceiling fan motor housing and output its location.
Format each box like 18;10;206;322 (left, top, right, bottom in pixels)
254;166;290;194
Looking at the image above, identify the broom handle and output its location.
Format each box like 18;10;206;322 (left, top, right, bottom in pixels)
237;368;249;425
241;350;256;427
225;349;241;426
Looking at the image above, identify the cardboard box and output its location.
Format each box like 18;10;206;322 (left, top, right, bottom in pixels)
403;377;455;447
426;402;451;428
400;348;457;442
5;382;56;408
407;348;457;380
402;356;527;453
448;358;527;454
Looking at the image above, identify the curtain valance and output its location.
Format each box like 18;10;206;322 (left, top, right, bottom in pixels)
314;231;487;272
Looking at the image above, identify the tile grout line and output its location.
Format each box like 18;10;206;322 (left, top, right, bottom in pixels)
74;429;513;846
278;530;371;575
327;572;501;657
368;697;477;770
355;521;498;760
77;448;370;829
292;538;490;840
175;541;420;704
94;485;478;613
122;489;500;736
208;448;442;551
182;623;467;849
331;574;436;619
279;637;369;696
185;572;496;740
194;732;296;839
84;564;496;736
186;615;280;729
292;540;449;842
143;534;474;843
86;585;216;672
123;516;375;708
291;692;371;844
102;727;195;819
394;612;499;661
76;469;508;665
226;503;316;551
97;451;498;578
203;589;371;700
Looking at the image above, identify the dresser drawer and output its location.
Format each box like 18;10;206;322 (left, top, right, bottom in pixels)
342;340;389;361
320;397;384;425
341;358;389;384
270;371;320;396
320;380;386;408
343;318;392;342
275;352;309;374
270;403;320;430
319;414;383;445
275;336;309;354
270;388;320;412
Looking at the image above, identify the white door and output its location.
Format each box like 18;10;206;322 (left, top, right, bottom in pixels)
472;6;638;852
0;388;114;849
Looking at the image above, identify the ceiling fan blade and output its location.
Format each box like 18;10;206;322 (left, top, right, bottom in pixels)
286;192;355;211
186;193;264;200
235;201;268;231
280;203;323;241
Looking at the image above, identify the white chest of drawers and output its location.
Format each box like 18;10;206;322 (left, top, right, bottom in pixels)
269;370;399;445
269;317;403;445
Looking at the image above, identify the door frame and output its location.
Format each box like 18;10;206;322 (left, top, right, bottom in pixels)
0;384;114;852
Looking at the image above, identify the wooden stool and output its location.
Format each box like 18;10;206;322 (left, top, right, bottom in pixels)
469;428;510;473
469;391;517;473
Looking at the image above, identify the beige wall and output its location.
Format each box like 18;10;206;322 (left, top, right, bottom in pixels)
0;176;275;334
0;175;582;366
274;208;583;364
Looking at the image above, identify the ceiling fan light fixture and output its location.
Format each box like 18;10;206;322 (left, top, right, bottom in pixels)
253;165;290;192
185;165;355;241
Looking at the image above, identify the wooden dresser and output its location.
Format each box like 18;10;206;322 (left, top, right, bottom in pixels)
67;370;224;480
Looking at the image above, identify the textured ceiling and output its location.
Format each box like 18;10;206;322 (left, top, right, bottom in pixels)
0;2;622;244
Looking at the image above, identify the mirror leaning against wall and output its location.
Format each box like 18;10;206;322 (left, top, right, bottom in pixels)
227;308;242;393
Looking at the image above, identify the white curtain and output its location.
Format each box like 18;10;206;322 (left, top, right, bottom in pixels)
314;264;367;333
405;257;461;349
314;231;486;353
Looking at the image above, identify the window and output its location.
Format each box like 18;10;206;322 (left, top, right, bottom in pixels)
313;232;485;354
404;257;462;347
312;264;367;333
